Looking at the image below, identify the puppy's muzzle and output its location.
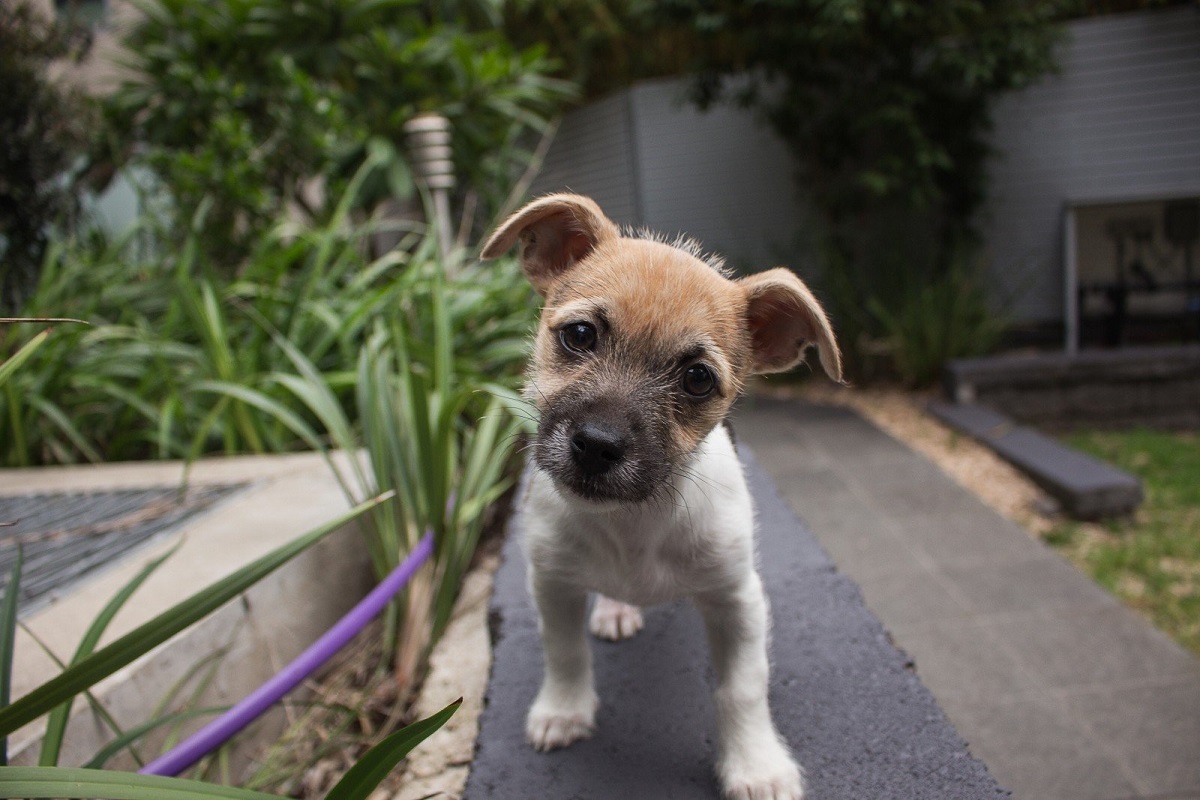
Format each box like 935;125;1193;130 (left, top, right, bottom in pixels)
536;392;668;503
569;421;628;477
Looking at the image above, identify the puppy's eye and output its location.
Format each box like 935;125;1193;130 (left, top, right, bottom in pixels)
559;322;597;354
682;364;716;397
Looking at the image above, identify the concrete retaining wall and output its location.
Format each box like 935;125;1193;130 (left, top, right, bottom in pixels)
944;344;1200;429
0;452;375;778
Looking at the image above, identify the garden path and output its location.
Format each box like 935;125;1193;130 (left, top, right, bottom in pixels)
465;396;1200;800
464;401;1005;799
733;397;1200;800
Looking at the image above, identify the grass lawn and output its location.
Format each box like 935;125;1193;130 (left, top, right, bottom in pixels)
1044;428;1200;656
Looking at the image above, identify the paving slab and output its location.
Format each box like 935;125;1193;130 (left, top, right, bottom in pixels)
942;345;1200;430
731;395;1200;800
0;485;245;614
465;450;1006;799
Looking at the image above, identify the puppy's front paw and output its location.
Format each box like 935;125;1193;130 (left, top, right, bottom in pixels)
526;692;599;752
719;744;804;800
589;595;644;641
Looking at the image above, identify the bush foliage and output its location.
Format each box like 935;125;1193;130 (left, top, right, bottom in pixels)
104;0;574;262
506;0;1079;381
0;4;95;314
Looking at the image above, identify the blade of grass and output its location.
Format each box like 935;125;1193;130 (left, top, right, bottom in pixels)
0;331;51;390
0;493;391;737
322;698;461;800
83;707;228;770
190;381;325;454
20;621;141;765
0;549;24;766
0;765;282;799
25;396;105;464
40;542;182;766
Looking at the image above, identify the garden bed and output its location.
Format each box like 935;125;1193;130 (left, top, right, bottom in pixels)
0;451;375;775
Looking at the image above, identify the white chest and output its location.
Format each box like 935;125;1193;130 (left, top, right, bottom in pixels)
521;426;756;605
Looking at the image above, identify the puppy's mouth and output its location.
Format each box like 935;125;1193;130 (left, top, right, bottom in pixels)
534;417;667;504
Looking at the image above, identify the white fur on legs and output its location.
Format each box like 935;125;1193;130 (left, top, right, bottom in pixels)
699;576;804;800
526;691;599;752
527;579;599;752
589;595;644;641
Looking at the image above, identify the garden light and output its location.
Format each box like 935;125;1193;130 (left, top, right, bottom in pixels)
404;114;456;267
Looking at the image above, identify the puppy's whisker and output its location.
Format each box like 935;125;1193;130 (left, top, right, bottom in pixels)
677;465;731;494
501;433;530;450
668;482;694;529
526;379;552;408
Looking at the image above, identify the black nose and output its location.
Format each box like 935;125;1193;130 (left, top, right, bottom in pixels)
570;422;627;476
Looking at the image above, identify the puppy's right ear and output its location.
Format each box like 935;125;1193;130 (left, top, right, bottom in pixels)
480;194;619;295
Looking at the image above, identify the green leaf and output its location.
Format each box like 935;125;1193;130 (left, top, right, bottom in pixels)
0;493;391;737
25;396;104;464
190;380;324;453
0;765;281;799
0;548;24;766
82;707;227;770
0;331;50;390
40;542;181;766
323;698;461;800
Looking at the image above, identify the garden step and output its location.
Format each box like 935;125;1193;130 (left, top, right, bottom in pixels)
464;450;1006;799
926;401;1143;519
942;345;1200;429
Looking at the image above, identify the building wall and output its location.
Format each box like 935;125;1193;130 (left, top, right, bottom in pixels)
531;78;815;274
529;91;641;227
627;80;816;272
16;0;139;95
983;5;1200;323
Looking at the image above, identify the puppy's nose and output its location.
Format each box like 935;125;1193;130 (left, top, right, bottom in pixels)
570;422;627;476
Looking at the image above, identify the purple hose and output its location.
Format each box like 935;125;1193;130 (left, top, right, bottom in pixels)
140;531;435;777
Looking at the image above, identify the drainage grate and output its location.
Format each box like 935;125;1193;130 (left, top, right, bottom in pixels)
0;484;246;615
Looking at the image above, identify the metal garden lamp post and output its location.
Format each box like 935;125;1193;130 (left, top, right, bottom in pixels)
403;113;456;269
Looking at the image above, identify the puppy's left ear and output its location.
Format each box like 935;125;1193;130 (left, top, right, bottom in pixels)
480;193;619;295
738;268;843;382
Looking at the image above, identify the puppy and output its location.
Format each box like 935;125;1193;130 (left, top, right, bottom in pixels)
481;194;842;800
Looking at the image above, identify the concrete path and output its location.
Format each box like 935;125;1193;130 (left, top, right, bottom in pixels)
466;441;1005;797
733;396;1200;800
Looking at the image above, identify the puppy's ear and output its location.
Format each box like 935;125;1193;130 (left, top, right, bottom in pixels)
738;268;843;382
480;194;620;295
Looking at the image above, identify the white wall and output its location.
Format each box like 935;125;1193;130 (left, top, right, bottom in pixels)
531;78;816;274
535;7;1200;327
983;5;1200;323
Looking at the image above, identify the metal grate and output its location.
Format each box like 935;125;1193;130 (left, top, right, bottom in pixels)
0;484;246;615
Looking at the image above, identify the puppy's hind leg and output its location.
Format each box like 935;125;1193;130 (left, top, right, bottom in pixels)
589;594;644;641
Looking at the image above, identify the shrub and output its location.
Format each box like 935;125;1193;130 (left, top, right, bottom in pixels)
0;154;537;468
0;4;95;313
103;0;574;263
